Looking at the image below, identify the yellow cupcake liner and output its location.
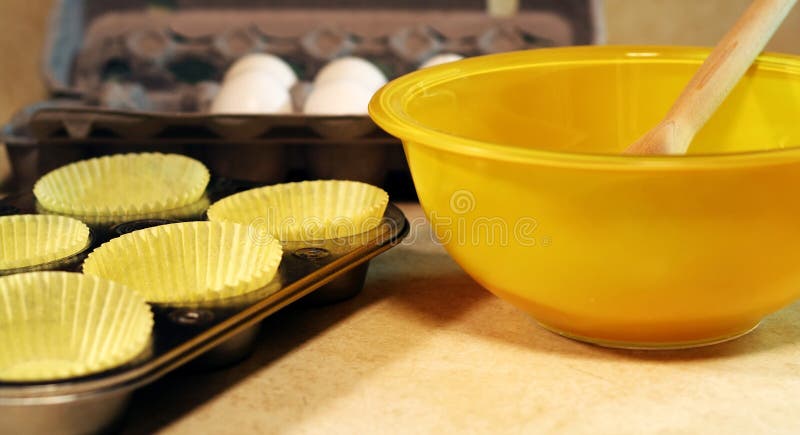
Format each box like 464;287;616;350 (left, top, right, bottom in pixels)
33;153;210;217
35;194;211;227
82;221;283;304
0;272;153;382
0;215;91;272
206;180;389;241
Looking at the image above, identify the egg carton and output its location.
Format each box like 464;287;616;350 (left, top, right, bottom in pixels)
2;0;604;193
0;183;410;435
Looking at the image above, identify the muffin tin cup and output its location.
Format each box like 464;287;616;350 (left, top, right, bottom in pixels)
0;200;409;435
0;241;92;277
207;179;389;241
284;235;374;306
82;221;284;305
185;323;261;370
0;272;154;383
35;195;210;244
32;153;210;217
207;179;391;304
0;215;93;276
146;284;285;371
298;262;370;306
0;388;132;435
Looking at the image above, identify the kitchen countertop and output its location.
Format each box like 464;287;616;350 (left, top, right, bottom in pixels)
120;203;800;435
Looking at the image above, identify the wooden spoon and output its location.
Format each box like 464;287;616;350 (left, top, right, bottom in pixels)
624;0;796;155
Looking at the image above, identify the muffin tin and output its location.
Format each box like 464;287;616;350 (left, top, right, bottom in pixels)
1;0;603;192
0;179;409;435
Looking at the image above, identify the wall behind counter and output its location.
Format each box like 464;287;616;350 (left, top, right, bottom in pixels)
0;0;53;189
605;0;800;53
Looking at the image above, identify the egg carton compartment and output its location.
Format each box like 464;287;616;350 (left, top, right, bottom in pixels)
2;0;603;193
0;184;410;435
1;111;407;197
49;0;603;97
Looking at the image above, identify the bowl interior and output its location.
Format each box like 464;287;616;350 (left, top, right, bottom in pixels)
392;47;800;156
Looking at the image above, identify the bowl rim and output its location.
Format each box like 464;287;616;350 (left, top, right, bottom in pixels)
369;45;800;170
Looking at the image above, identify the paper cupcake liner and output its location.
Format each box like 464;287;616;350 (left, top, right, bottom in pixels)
0;272;153;382
33;153;210;217
0;215;91;272
35;194;211;227
206;180;389;241
83;221;283;304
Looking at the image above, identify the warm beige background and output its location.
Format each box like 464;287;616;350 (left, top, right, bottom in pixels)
1;0;799;186
604;0;800;52
0;0;54;188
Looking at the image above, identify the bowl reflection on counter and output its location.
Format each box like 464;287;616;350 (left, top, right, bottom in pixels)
370;45;800;349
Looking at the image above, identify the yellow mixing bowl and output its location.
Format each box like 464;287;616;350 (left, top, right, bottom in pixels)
370;46;800;349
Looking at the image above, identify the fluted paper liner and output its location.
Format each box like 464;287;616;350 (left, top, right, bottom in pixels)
36;195;211;227
33;153;210;217
0;272;153;382
207;180;389;241
83;221;283;304
0;215;90;272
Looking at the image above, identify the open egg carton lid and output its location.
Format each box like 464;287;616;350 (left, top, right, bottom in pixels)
26;0;604;142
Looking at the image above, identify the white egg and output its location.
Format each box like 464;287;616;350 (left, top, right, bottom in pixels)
303;80;373;115
211;70;293;114
223;53;298;89
314;57;387;93
419;53;464;69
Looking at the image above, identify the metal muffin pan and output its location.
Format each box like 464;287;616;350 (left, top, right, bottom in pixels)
0;188;409;435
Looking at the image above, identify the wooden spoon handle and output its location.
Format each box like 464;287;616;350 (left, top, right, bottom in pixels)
667;0;796;151
625;0;796;155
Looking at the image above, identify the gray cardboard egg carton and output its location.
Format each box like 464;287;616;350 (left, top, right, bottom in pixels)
2;0;603;190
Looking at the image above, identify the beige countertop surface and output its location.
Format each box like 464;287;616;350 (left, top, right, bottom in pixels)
121;203;800;435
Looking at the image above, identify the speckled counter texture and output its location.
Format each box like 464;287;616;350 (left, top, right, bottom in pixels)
120;203;800;435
